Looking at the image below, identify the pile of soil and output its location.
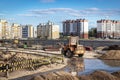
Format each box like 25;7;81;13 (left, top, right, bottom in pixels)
112;71;120;78
96;45;120;51
79;70;120;80
30;71;79;80
99;50;120;60
105;45;120;50
29;70;120;80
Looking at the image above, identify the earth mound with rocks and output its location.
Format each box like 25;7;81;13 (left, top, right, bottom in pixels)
30;70;120;80
79;70;120;80
30;71;79;80
99;50;120;60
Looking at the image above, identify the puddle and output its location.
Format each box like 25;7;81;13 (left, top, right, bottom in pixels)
64;58;120;76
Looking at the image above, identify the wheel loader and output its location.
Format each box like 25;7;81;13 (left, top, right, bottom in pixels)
61;36;85;58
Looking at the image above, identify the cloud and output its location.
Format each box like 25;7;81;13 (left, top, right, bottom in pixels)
40;0;55;3
30;8;79;15
30;9;55;14
17;14;41;17
68;13;81;17
19;8;120;18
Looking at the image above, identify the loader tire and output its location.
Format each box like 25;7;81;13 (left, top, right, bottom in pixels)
78;54;84;57
65;49;73;58
61;48;66;56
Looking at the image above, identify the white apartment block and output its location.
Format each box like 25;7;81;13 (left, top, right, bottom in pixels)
63;19;88;39
97;19;120;38
11;23;22;39
0;19;11;39
37;21;59;39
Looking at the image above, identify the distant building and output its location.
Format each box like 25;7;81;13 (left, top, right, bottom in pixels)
22;25;34;38
37;21;59;39
11;23;22;39
63;19;88;39
0;19;10;39
97;19;120;38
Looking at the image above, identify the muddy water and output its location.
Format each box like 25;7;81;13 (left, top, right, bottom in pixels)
64;58;120;76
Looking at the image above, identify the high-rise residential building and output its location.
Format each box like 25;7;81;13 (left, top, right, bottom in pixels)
37;23;45;38
97;19;120;38
63;19;88;39
22;25;34;38
37;21;59;39
11;23;22;39
0;19;10;39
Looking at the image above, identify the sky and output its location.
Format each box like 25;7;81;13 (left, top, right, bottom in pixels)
0;0;120;32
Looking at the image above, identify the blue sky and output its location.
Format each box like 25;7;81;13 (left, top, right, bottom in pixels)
0;0;120;32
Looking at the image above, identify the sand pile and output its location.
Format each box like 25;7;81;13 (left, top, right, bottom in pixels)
79;70;120;80
30;71;120;80
30;71;79;80
99;50;120;60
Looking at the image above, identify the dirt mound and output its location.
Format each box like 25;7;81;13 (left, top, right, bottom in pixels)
96;45;120;51
99;50;120;60
30;71;79;80
106;45;120;50
112;71;120;78
79;70;120;80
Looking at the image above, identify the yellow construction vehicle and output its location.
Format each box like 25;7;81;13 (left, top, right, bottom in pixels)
61;36;85;58
12;39;19;48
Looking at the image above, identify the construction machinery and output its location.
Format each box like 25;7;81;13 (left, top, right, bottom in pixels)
61;36;85;58
12;39;19;48
12;39;25;48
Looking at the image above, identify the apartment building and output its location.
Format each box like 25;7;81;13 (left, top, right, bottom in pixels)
0;19;10;39
22;25;34;38
97;19;120;38
63;19;88;39
37;21;59;39
11;23;22;39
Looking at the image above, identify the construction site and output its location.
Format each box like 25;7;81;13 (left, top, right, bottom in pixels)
0;38;120;80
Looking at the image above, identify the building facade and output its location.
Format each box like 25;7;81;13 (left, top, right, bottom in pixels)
22;25;34;38
63;19;88;39
11;23;22;39
37;21;59;39
97;19;120;38
0;19;11;39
